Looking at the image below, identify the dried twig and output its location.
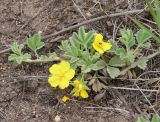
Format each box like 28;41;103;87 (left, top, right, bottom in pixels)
72;0;87;20
135;84;158;115
84;106;130;118
0;9;150;54
107;86;159;92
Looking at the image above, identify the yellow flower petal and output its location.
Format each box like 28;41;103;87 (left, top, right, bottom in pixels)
73;90;80;97
62;96;69;102
64;69;75;81
49;64;61;75
80;90;88;98
48;76;59;87
59;78;70;89
95;34;103;42
59;60;70;72
92;33;112;54
102;42;112;51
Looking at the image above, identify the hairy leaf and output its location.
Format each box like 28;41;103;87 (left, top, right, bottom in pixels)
27;33;45;52
137;57;148;70
107;66;120;79
10;42;24;55
109;56;126;67
136;29;153;45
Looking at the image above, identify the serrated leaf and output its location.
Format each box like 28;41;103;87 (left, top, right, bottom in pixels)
110;41;118;53
91;53;100;63
16;56;24;64
107;66;120;79
8;54;18;61
136;29;152;44
71;32;81;48
38;55;48;60
82;60;106;73
48;53;57;60
85;31;94;46
115;48;126;59
120;29;135;48
27;33;45;52
152;115;160;122
78;26;85;43
136;117;146;122
137;57;148;70
22;53;31;60
109;56;126;67
8;53;31;64
126;51;135;63
10;42;23;55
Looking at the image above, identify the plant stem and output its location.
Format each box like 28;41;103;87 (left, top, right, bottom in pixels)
34;50;39;58
133;45;140;56
24;57;60;63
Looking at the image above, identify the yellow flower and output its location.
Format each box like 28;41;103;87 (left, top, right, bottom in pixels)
72;80;88;98
92;33;112;54
62;96;69;102
48;60;75;89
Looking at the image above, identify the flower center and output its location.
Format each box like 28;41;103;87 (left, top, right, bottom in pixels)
59;72;65;78
98;42;102;45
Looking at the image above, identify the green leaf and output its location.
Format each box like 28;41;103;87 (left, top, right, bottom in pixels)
110;41;118;53
115;48;126;58
78;26;86;43
109;56;126;67
16;56;24;64
107;66;120;79
120;29;135;48
152;115;160;122
10;42;24;55
137;57;148;70
136;117;146;122
22;53;31;60
85;31;94;46
82;60;106;73
48;52;58;60
91;53;100;63
136;29;153;45
8;54;18;61
71;32;81;48
27;33;45;52
59;41;79;59
8;53;31;64
126;51;135;63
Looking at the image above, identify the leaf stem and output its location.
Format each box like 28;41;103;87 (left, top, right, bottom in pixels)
24;57;60;63
34;50;39;58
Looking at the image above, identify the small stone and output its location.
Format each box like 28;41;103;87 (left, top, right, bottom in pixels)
55;115;61;122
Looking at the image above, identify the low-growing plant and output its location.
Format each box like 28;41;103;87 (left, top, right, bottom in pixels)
8;26;160;100
8;32;59;64
47;26;160;98
7;0;160;101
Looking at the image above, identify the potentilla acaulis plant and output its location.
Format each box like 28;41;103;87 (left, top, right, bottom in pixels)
47;26;159;99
